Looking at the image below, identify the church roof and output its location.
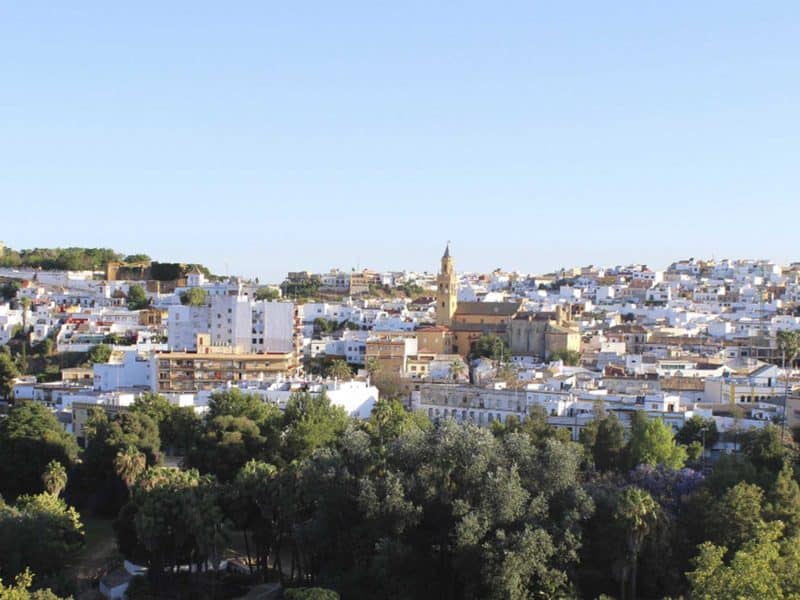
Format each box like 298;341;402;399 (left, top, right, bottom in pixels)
514;311;557;321
454;301;521;317
417;325;451;332
443;243;451;259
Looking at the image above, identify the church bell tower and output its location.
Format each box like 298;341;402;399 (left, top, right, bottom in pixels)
436;243;458;327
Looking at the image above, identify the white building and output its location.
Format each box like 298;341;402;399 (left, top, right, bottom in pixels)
209;295;251;350
168;304;210;351
199;379;379;419
93;350;154;392
0;304;23;345
252;301;296;353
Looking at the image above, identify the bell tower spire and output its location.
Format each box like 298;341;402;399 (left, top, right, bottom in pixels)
436;242;457;327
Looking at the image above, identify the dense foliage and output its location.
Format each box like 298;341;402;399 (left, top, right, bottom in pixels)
0;492;84;592
4;387;800;599
0;402;79;500
470;333;510;361
0;247;121;271
180;287;208;306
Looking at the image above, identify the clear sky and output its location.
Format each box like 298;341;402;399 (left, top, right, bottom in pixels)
2;2;798;282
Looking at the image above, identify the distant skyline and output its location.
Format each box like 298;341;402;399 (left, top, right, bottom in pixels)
2;2;799;281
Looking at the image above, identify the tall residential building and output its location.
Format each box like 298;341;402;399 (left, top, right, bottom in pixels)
154;334;295;393
252;300;301;355
167;304;210;351
209;295;251;350
436;243;458;327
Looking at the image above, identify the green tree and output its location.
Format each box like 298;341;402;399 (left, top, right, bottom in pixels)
777;330;799;367
131;393;201;455
687;522;798;600
449;358;464;382
627;416;686;469
0;246;121;271
123;253;151;263
768;460;800;538
675;415;719;449
255;287;281;301
740;424;786;478
0;280;20;301
41;460;67;497
580;411;626;472
367;398;430;446
114;446;147;492
0;492;84;586
0;568;64;599
131;467;227;590
0;352;19;399
207;389;280;427
548;349;581;366
282;391;349;461
313;317;336;334
162;406;201;456
614;486;659;600
471;333;509;362
186;415;266;482
131;392;172;427
231;459;279;574
327;359;353;380
35;337;54;359
708;482;767;556
87;343;112;365
179;287;207;306
81;409;161;514
0;401;79;500
126;284;149;310
190;390;283;478
496;363;517;388
365;356;381;379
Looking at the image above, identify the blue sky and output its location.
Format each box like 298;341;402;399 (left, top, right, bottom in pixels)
1;2;798;282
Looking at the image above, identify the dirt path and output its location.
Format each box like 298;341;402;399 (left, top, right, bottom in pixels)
72;517;119;600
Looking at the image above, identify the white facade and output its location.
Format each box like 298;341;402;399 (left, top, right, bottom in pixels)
199;379;379;419
168;304;210;351
0;304;23;345
93;350;154;391
209;295;251;350
252;301;295;353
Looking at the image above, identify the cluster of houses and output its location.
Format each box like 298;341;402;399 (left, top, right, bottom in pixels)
1;249;799;460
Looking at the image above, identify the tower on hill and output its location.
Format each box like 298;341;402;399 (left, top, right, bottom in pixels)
436;243;458;327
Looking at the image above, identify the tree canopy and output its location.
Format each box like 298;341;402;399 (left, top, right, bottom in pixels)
0;352;19;399
471;333;510;362
627;415;687;470
0;247;121;271
180;287;208;306
0;402;79;500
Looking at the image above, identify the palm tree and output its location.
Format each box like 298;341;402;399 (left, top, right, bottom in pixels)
327;359;352;381
366;356;382;379
114;445;147;492
777;330;799;369
615;486;659;600
449;359;463;382
42;459;67;497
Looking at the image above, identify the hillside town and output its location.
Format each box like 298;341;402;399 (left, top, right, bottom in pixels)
2;243;798;458
3;243;800;600
0;245;800;455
